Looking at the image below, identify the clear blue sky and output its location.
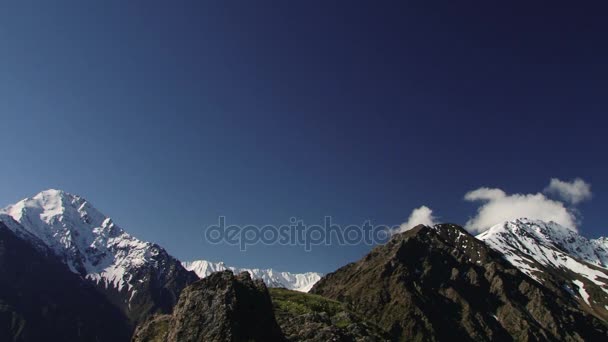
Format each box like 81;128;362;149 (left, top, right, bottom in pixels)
1;1;607;273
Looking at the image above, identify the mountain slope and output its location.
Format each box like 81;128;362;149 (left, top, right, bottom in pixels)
311;224;608;341
183;260;322;292
0;220;131;341
477;218;608;320
0;189;197;324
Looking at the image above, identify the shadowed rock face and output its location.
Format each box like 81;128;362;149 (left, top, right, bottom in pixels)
0;222;131;342
311;224;608;342
132;270;285;342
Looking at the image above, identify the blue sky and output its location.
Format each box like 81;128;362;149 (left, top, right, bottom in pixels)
1;1;607;273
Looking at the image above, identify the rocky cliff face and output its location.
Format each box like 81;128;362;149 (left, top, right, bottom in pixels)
311;224;608;341
132;270;285;342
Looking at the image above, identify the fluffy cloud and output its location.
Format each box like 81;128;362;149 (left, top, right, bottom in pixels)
464;188;507;202
464;188;577;234
544;178;592;204
396;206;437;233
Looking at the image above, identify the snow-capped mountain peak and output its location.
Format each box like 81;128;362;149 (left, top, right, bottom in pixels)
1;189;197;322
182;259;322;292
477;218;608;270
477;218;608;311
1;189;167;291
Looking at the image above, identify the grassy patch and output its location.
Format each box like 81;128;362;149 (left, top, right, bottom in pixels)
269;288;344;316
334;319;350;329
269;288;391;341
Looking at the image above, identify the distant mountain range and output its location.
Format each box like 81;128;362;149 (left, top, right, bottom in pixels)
1;189;607;341
183;260;322;292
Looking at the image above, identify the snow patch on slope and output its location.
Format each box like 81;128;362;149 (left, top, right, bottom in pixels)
573;280;591;305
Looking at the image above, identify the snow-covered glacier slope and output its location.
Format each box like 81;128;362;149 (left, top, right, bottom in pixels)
182;259;322;292
477;218;608;315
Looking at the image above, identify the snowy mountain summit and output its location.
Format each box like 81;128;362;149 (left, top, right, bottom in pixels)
0;189;196;322
183;260;322;292
479;218;608;268
477;218;608;315
0;188;322;317
1;189;165;291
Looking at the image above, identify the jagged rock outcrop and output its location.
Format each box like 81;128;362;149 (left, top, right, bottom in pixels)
132;270;285;342
311;224;608;341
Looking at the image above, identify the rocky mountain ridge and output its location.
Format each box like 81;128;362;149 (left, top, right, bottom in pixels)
311;223;608;341
2;188;608;341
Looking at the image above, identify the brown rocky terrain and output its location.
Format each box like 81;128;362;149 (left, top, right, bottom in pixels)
310;224;608;341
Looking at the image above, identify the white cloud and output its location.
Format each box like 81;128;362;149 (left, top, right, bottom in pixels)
464;188;506;202
464;188;577;234
396;206;437;233
544;178;592;204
